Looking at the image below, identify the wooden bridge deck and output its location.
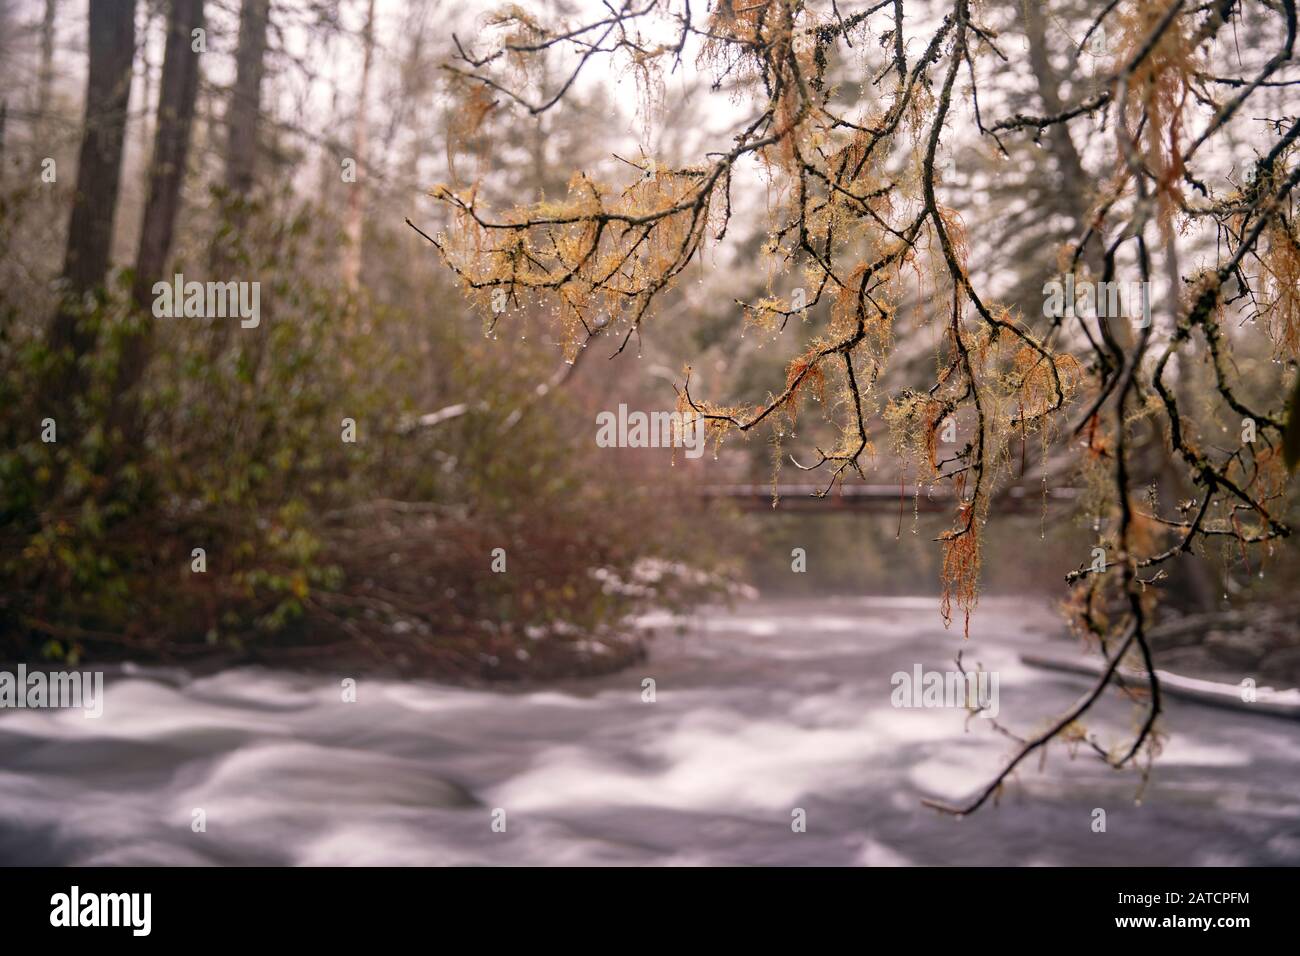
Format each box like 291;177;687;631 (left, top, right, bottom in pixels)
695;483;1078;513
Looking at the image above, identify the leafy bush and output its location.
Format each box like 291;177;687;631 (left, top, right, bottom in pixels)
0;189;735;675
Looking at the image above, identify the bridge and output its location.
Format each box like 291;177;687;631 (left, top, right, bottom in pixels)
695;483;1079;513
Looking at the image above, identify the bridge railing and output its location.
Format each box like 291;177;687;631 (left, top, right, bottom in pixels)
693;483;1079;512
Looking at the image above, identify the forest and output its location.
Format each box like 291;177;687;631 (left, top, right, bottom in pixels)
1;0;1298;830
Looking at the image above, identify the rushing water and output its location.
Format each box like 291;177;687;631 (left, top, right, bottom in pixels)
1;595;1297;866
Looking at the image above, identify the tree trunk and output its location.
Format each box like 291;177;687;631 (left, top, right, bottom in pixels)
136;5;156;160
1023;2;1215;613
1022;1;1106;283
113;0;205;419
226;0;270;197
38;0;60;120
47;0;137;383
130;0;205;309
341;0;376;294
0;0;7;170
212;0;269;265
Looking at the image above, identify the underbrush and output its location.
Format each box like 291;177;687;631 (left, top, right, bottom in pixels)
0;195;736;677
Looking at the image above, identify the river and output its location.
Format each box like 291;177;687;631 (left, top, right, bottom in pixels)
1;596;1297;865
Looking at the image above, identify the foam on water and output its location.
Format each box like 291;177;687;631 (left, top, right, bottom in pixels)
0;596;1294;865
